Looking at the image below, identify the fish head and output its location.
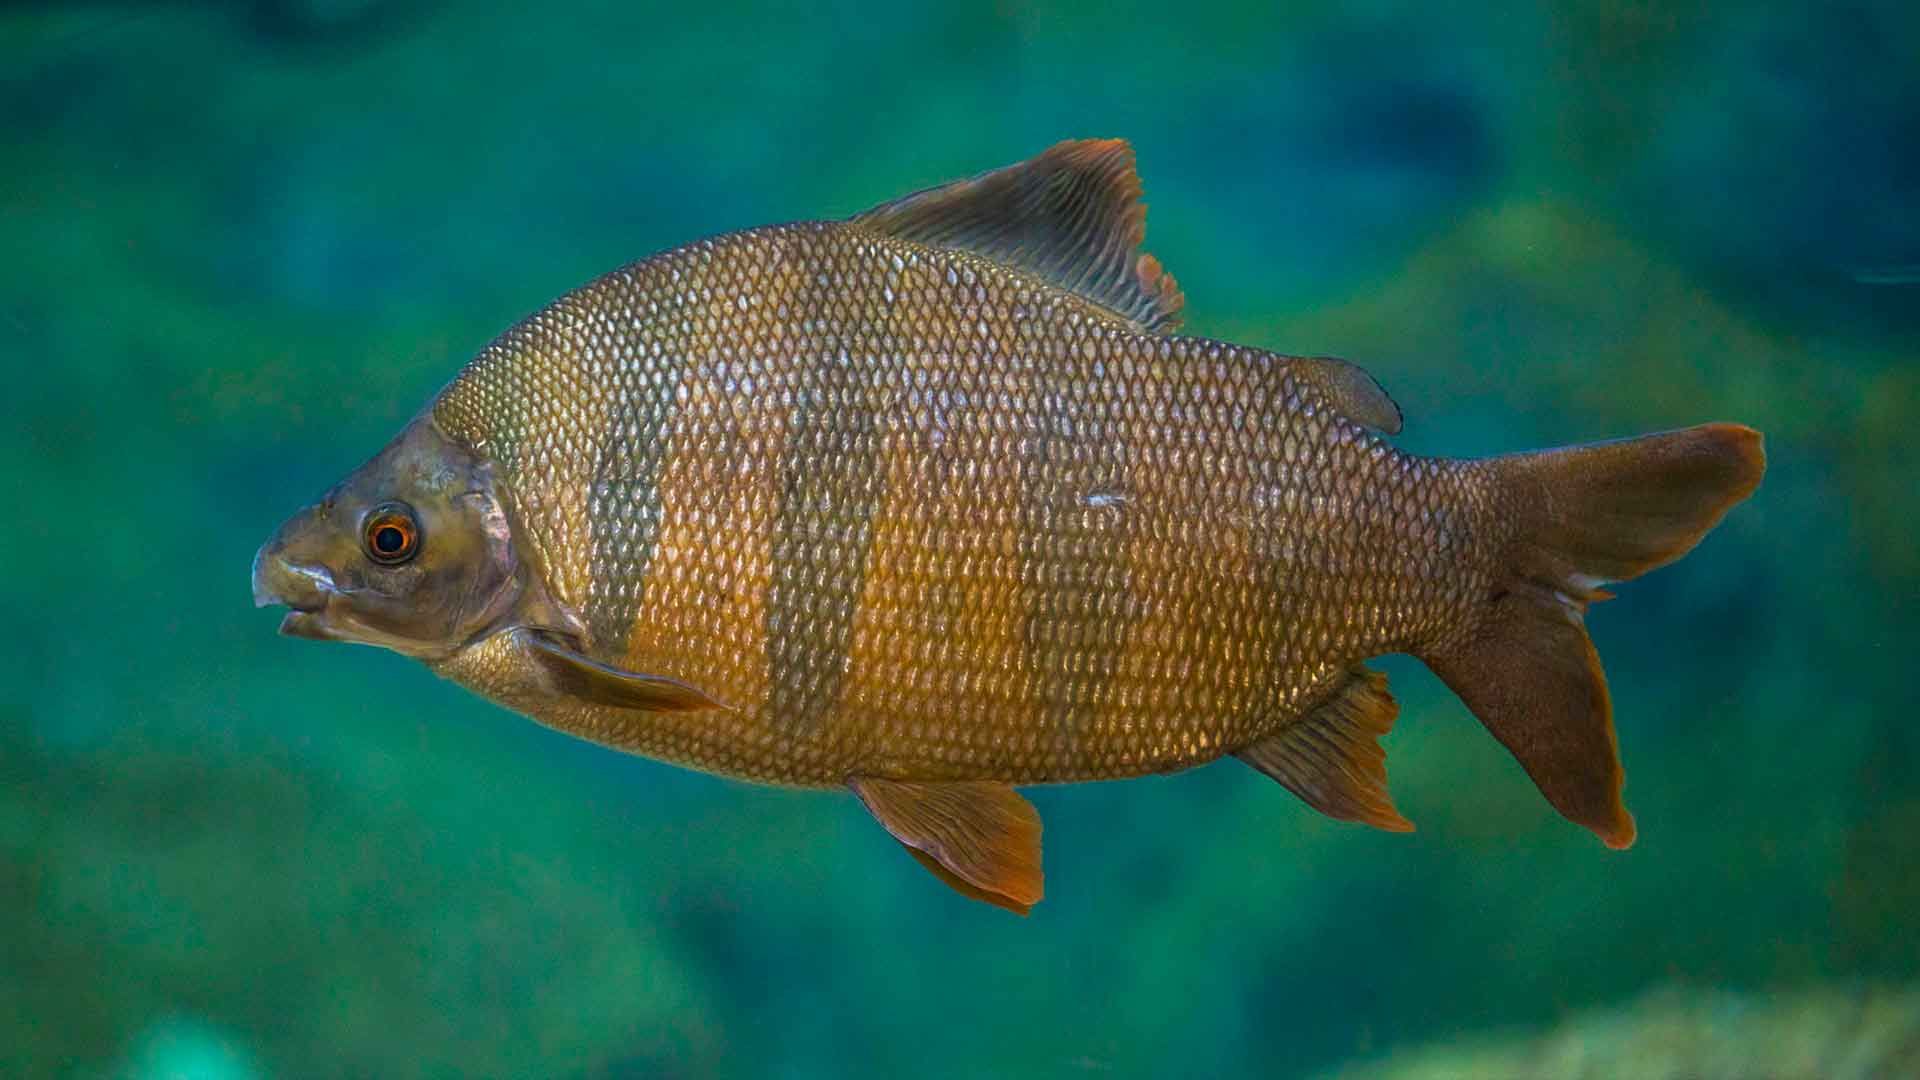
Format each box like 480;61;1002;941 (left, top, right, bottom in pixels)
252;416;525;661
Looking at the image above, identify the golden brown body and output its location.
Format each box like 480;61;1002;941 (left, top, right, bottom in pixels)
432;222;1489;787
254;140;1764;912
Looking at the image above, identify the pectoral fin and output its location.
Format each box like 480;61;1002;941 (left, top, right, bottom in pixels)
849;777;1044;915
521;630;723;713
1237;666;1414;833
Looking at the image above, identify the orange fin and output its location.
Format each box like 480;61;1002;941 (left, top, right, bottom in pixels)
1284;356;1404;435
521;630;724;713
1424;589;1634;848
851;138;1184;333
849;777;1043;915
1421;423;1765;849
1237;667;1414;833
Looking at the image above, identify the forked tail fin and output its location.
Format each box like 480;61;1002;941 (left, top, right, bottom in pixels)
1420;423;1765;848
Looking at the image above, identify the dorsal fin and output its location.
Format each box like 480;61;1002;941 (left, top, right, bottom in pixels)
851;139;1185;333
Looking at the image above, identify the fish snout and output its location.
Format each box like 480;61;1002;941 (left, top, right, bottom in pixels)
251;540;334;613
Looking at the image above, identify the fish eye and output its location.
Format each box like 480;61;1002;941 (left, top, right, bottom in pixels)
362;503;420;565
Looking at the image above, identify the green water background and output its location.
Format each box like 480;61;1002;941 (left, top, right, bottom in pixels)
4;2;1916;1076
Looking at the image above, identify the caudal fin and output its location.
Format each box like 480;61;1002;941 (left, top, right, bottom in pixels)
1421;423;1765;848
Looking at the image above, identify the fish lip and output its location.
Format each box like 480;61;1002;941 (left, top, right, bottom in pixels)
277;601;448;658
251;547;337;613
277;608;335;640
250;546;278;608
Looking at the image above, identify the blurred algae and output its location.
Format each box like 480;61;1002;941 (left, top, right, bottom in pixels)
1327;984;1920;1080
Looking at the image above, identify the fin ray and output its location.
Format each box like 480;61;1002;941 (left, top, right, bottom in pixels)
849;777;1043;915
851;139;1184;333
1238;667;1413;833
521;630;724;713
1421;423;1765;848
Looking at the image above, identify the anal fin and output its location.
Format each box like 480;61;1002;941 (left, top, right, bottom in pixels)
849;777;1043;915
1237;667;1414;833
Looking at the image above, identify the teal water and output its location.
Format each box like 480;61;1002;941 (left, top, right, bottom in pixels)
5;3;1916;1076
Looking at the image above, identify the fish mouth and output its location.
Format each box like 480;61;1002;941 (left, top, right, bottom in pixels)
251;544;339;638
271;591;440;656
252;546;434;654
276;608;336;640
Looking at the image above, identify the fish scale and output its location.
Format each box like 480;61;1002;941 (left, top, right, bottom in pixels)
432;222;1477;786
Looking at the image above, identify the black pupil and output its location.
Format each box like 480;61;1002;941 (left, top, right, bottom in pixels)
374;524;406;554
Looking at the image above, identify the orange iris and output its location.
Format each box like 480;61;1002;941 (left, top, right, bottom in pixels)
363;505;419;564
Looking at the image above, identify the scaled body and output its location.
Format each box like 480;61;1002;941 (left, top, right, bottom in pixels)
431;222;1483;787
254;141;1764;913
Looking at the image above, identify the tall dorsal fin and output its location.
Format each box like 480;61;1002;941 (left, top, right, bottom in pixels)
851;139;1185;333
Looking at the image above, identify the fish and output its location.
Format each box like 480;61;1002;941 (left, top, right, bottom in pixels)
252;139;1766;914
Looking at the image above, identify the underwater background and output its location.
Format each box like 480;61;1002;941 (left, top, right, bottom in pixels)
5;1;1917;1076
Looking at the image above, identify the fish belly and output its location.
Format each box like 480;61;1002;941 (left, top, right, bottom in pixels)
433;224;1490;786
